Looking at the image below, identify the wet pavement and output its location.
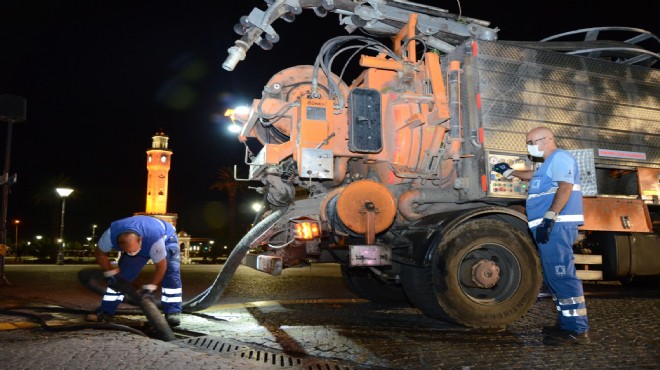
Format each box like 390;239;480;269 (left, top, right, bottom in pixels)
0;264;658;369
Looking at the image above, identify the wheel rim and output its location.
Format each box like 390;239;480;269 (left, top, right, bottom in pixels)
456;243;522;304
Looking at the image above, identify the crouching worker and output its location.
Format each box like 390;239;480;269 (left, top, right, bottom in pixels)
93;215;182;327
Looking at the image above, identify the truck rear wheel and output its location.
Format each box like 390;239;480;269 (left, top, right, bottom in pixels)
401;218;542;328
341;265;409;305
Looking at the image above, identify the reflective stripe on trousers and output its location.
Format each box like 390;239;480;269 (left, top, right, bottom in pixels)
553;295;588;318
536;224;589;333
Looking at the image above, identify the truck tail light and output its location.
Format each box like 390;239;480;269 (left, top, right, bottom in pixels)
293;221;320;240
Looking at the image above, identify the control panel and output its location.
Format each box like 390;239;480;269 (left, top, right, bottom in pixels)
487;152;535;199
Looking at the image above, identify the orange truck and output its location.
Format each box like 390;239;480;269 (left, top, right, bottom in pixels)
222;1;659;328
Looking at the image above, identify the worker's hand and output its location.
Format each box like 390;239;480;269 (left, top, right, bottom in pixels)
492;163;515;179
103;268;120;287
104;269;131;292
535;211;558;244
139;284;158;302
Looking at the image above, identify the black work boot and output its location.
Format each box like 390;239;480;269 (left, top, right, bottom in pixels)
165;312;181;327
92;307;114;323
541;322;561;334
543;330;591;345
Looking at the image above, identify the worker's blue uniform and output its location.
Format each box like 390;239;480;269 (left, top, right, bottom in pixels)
527;149;589;334
97;215;182;315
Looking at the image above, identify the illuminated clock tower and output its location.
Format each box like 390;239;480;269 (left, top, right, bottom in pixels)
139;129;177;227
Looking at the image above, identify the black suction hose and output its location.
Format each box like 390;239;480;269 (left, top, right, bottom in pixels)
77;269;175;341
182;208;286;311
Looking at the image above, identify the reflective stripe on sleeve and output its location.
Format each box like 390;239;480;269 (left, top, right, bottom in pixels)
528;214;584;228
527;184;581;200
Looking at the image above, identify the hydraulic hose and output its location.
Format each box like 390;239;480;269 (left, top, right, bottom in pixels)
182;208;287;311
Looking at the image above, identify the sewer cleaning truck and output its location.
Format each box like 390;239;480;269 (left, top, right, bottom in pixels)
212;0;659;328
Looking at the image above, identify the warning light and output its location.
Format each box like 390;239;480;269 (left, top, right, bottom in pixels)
294;221;320;240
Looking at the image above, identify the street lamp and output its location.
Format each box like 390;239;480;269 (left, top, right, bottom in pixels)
13;219;19;262
13;219;19;247
55;187;74;265
91;224;97;248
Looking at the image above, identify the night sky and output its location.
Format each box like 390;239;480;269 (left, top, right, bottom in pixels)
0;1;656;245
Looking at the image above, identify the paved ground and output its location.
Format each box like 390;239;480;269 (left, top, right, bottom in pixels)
0;264;659;369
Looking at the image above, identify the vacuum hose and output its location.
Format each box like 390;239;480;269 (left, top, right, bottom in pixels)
77;269;175;341
182;208;286;311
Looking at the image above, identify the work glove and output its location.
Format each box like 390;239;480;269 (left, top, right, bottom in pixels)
103;269;131;292
492;162;515;179
139;284;158;302
535;211;558;244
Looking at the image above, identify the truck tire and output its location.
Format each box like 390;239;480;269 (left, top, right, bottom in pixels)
341;265;409;305
401;218;542;328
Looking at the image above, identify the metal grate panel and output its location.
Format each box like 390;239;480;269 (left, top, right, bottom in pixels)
464;40;660;169
176;336;365;369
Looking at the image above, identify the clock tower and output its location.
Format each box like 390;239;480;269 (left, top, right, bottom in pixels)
140;129;177;227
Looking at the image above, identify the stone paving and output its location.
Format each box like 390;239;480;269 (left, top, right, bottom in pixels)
0;264;659;369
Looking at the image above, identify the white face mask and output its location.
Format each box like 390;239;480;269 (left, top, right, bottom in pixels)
125;250;139;256
527;144;544;158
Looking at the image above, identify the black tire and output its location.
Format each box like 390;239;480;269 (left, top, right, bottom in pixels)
341;265;409;305
401;218;542;328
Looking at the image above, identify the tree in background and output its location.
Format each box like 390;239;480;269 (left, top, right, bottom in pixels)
209;167;247;250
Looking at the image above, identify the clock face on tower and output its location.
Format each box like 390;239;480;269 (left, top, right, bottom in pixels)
160;155;167;163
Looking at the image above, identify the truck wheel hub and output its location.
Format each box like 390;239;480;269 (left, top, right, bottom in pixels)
471;260;500;288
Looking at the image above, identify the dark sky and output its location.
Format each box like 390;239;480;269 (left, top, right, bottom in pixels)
0;1;656;244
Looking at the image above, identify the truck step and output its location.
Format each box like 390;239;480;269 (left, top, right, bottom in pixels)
574;254;603;281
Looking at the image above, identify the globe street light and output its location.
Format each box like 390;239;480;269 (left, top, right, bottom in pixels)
55;187;74;265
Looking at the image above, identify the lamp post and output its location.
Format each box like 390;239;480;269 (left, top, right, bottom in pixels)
13;219;19;262
0;94;27;285
55;187;74;265
13;219;19;247
91;224;97;247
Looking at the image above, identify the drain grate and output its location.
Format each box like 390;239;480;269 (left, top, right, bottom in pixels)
177;335;368;369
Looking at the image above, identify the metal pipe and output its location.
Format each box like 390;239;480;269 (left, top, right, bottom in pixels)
0;120;11;284
444;61;463;161
332;157;350;186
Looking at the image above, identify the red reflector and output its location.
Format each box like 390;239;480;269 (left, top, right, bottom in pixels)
472;41;479;56
294;222;320;240
481;174;487;192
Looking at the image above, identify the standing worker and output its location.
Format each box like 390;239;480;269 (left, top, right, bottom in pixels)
93;215;182;327
492;126;590;345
